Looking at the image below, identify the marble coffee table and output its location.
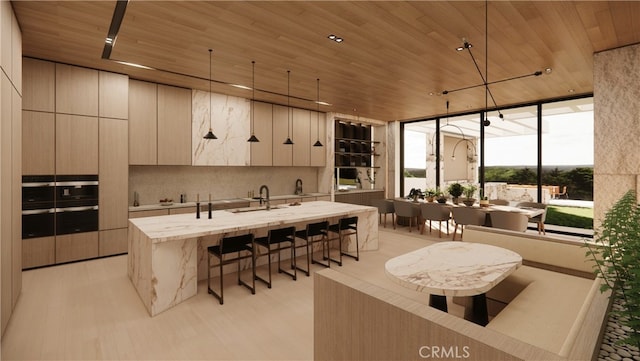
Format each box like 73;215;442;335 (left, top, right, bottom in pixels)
385;241;522;326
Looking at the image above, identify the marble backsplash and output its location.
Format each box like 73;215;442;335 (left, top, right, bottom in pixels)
129;165;321;206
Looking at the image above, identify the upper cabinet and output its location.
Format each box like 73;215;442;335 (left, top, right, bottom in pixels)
56;114;99;175
250;101;273;166
292;108;311;166
23;58;54;112
310;111;327;167
129;80;157;165
158;85;191;165
55;64;99;116
272;104;292;166
129;81;192;165
22;111;55;175
99;71;128;120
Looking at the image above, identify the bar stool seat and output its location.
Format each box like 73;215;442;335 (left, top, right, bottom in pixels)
207;233;256;305
294;220;330;276
327;216;359;265
254;226;297;288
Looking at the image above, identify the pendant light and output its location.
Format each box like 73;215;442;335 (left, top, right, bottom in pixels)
247;60;260;142
283;70;294;145
203;48;217;139
313;78;323;147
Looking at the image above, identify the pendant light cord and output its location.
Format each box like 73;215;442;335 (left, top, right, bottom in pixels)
209;49;212;130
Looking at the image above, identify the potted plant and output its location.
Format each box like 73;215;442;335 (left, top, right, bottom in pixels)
462;184;477;207
586;190;640;349
447;183;463;204
435;188;448;203
479;188;490;207
425;188;437;202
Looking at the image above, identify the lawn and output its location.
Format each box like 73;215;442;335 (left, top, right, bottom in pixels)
545;205;594;229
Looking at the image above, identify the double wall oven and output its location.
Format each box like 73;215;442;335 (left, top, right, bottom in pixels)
22;174;99;241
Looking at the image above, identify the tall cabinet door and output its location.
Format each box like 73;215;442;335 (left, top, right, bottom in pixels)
250;101;273;166
22;111;55;175
157;84;191;165
272;104;292;166
99;118;128;230
292;108;310;166
129;80;157;165
55;114;99;175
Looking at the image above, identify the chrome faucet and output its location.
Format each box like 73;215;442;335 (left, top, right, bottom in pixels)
259;184;271;210
295;178;303;195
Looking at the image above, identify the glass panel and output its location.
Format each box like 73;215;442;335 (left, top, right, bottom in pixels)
541;97;594;230
483;105;539;202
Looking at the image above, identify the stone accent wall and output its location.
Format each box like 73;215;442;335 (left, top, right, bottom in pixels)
594;43;640;228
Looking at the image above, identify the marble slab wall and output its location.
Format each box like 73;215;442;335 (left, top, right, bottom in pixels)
192;90;251;166
593;43;640;228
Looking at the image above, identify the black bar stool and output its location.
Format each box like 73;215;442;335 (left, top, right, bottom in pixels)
327;216;359;265
207;233;256;305
254;226;297;288
294;220;330;276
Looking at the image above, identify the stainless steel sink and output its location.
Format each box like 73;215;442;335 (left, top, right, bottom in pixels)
227;205;284;213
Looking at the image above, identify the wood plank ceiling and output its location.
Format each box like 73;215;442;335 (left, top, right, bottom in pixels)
12;1;640;122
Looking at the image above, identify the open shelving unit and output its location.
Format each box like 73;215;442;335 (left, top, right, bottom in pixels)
334;121;380;169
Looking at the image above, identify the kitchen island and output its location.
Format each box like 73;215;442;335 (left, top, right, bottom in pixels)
128;201;378;316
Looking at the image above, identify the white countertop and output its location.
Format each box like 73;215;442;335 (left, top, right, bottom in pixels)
128;193;330;212
385;242;522;297
129;200;374;244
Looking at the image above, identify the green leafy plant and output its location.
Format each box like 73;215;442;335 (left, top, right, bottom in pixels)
463;184;477;199
586;190;640;348
447;183;463;198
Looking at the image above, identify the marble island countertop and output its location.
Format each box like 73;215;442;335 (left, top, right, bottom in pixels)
129;200;370;244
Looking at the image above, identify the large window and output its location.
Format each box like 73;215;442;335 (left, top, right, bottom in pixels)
401;95;594;232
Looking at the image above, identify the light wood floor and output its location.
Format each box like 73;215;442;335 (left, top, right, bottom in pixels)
1;224;460;360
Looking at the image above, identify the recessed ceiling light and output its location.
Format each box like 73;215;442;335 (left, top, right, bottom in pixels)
568;89;575;93
545;67;553;74
315;101;331;106
328;34;343;43
105;37;114;44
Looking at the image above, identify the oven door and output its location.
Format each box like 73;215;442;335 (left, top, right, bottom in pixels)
55;176;99;204
55;205;99;235
22;208;56;239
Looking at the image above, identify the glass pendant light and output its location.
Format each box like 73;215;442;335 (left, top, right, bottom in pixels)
283;70;294;145
313;78;323;147
203;49;217;139
247;60;260;142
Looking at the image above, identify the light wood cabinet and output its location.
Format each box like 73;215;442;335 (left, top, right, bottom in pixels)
0;1;11;78
310;111;327;167
157;84;191;165
169;207;196;215
272;104;292;166
99;118;128;230
22;58;55;112
99;228;127;257
22;236;55;269
1;73;12;334
55;114;99;175
55;64;99;116
292;108;311;166
129;80;157;165
22;111;55;175
56;232;99;264
11;89;21;307
99;71;128;119
250;101;273;166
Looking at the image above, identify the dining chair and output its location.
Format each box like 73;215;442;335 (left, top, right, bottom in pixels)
488;199;509;206
489;210;528;232
207;233;256;305
420;202;450;237
516;202;548;234
393;200;420;232
450;207;486;241
371;199;395;229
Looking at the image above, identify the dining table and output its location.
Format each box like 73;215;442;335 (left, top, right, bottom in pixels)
385;241;522;326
